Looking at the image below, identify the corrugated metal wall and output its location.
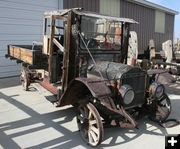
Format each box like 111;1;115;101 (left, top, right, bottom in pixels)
0;0;63;78
63;0;99;12
120;0;174;53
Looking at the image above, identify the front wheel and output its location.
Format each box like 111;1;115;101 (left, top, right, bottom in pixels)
149;94;171;123
76;103;104;146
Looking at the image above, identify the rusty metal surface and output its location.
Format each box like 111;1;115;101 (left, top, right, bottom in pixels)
147;69;168;75
57;77;111;107
89;61;142;80
148;93;171;123
76;78;111;97
61;11;77;92
99;97;137;128
148;69;176;84
73;9;138;24
87;60;146;109
88;61;146;108
39;78;58;95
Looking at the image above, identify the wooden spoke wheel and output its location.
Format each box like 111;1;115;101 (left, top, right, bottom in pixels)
20;67;30;91
77;103;104;146
150;94;171;123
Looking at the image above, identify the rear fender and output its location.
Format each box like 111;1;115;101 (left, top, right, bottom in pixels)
57;78;111;107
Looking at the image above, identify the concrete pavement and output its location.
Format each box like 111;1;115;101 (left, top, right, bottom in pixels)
0;77;180;149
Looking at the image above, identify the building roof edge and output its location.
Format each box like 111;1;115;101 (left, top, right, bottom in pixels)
127;0;179;15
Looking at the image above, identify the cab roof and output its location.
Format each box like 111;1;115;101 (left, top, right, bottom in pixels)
44;8;138;24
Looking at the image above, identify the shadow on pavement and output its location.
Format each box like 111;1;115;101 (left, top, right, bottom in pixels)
0;76;20;89
100;118;168;148
0;91;85;149
0;90;172;149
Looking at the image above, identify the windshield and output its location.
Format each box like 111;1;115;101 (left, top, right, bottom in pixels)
80;16;122;50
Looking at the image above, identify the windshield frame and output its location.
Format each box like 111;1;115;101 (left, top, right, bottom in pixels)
78;16;124;53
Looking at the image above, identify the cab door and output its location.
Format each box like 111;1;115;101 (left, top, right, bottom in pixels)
43;16;64;83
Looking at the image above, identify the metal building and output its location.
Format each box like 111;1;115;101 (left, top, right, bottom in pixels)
0;0;178;78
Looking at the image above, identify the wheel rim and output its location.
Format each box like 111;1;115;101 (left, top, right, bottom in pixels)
77;103;104;146
154;94;171;122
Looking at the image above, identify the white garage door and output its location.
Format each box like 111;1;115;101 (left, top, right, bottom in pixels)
0;0;63;78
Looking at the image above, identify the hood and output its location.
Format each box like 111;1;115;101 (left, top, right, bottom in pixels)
88;61;143;80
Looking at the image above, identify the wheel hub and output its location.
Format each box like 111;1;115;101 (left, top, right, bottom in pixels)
81;118;89;129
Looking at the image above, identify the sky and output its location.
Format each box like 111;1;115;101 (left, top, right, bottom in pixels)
147;0;180;39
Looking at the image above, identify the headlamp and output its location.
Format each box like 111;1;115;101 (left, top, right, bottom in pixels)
149;82;164;98
119;85;135;105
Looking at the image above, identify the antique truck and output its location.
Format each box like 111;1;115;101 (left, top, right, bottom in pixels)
6;8;171;146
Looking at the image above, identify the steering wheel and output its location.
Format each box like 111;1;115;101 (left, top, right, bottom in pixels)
87;38;99;48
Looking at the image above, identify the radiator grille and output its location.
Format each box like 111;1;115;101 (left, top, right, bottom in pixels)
121;72;146;108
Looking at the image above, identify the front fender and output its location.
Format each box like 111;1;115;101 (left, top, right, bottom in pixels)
57;77;111;107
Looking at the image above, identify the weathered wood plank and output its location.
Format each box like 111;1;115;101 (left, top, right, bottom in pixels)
8;45;33;64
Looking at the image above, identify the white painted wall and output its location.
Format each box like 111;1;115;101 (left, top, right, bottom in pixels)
0;0;63;78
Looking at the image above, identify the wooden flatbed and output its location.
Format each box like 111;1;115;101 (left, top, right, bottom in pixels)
7;45;47;68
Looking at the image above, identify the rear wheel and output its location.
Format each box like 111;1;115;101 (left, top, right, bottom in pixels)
20;67;30;91
149;94;171;123
76;102;104;146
